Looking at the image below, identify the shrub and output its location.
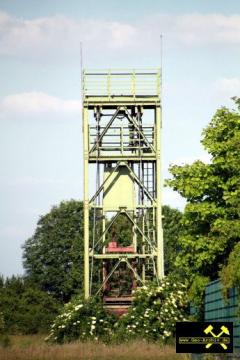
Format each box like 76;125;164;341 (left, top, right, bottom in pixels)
114;277;188;342
0;312;5;334
46;296;116;343
0;312;11;348
0;276;60;334
188;275;210;320
47;276;189;344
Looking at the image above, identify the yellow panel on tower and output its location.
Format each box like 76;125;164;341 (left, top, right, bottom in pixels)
103;164;135;211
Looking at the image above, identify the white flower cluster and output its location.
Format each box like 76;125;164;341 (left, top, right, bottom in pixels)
46;302;85;341
46;278;188;344
46;298;114;343
115;277;188;342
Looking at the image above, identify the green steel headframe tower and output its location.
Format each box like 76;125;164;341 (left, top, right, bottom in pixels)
82;69;164;308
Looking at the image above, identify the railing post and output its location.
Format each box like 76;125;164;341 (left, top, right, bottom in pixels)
107;70;111;100
131;70;136;98
120;125;123;154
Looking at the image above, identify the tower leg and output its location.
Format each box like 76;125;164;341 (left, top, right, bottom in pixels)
156;106;164;279
83;106;90;298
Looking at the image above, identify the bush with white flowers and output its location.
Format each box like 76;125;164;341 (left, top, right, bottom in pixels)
47;276;188;344
46;296;116;343
114;277;188;342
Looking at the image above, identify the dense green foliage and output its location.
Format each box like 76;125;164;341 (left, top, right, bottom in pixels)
114;277;188;343
46;296;116;343
162;206;182;275
0;302;11;347
166;98;240;308
0;276;59;334
105;206;182;255
22;200;84;302
221;242;240;294
106;213;133;246
22;200;182;302
47;276;188;344
0;311;4;334
12;199;182;336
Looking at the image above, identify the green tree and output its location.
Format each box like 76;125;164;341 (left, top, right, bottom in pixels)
166;98;240;306
22;200;181;302
221;241;240;294
0;276;59;334
162;205;182;275
105;206;182;275
0;312;4;334
22;200;84;302
105;213;133;246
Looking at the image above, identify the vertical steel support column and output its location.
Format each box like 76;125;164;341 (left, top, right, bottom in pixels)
156;105;164;278
142;212;146;282
102;213;106;254
133;210;137;252
83;106;90;298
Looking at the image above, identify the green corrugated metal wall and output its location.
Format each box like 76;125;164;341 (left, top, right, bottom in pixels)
204;279;240;352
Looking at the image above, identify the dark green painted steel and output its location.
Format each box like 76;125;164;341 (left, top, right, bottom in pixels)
204;279;240;352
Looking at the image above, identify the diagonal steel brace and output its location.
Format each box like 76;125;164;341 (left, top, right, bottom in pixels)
89;161;121;204
94;211;122;249
124;107;155;152
124;162;155;203
90;107;121;153
122;209;156;252
95;259;122;295
125;258;144;285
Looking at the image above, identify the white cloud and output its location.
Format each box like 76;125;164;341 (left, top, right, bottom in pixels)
0;92;80;114
214;77;240;96
156;13;240;45
0;11;137;60
0;11;239;62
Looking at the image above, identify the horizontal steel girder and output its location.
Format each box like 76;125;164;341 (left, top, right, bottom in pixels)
91;254;157;259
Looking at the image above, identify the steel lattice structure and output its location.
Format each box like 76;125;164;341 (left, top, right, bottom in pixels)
82;69;164;311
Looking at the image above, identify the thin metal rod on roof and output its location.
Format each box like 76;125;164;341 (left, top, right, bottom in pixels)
80;42;84;104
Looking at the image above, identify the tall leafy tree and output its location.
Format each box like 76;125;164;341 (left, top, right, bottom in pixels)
162;205;182;275
166;98;240;304
105;206;182;272
22;198;182;302
22;200;84;302
105;213;133;246
220;241;240;293
0;276;59;334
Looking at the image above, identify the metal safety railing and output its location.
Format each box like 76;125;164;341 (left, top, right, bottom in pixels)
83;69;161;99
89;126;154;154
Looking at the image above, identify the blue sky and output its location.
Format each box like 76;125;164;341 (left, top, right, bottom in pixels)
0;0;240;277
1;0;240;19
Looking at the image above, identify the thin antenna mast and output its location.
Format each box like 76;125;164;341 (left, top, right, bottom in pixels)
80;42;84;104
160;34;163;99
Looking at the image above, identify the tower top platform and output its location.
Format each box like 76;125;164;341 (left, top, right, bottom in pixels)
82;68;161;105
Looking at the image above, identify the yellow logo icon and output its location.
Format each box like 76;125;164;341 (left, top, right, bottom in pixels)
204;324;230;350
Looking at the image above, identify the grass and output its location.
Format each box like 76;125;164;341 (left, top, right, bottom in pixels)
0;335;190;360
